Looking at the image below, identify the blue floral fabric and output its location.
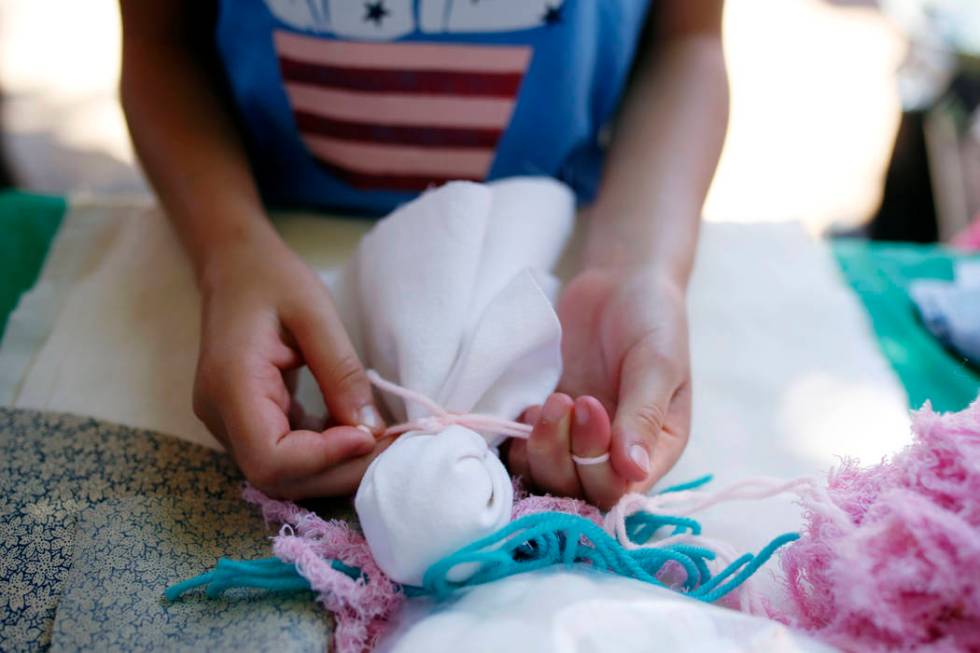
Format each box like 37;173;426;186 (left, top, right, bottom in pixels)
0;409;352;651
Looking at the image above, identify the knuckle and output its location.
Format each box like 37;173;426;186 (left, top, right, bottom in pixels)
594;488;627;512
194;353;223;391
239;458;285;494
632;337;679;379
648;351;680;379
328;354;366;392
631;402;667;435
191;402;214;429
192;370;216;421
191;390;208;422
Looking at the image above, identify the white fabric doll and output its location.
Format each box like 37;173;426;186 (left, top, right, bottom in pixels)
329;178;575;586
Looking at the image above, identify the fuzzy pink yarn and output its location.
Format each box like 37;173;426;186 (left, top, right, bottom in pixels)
243;487;403;653
511;477;603;524
774;397;980;652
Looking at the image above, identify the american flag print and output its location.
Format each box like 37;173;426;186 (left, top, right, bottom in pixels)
273;31;533;191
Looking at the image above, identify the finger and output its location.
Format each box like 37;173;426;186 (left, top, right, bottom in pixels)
285;293;385;436
610;345;681;484
571;396;626;510
278;435;396;499
282;368;300;397
523;405;543;426
632;381;692;493
274;426;378;474
527;393;581;497
505;405;539;481
218;361;375;494
506;439;530;481
288;398;328;432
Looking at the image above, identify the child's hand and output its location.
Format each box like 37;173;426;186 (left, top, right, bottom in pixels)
192;231;388;499
507;393;625;510
507;266;691;509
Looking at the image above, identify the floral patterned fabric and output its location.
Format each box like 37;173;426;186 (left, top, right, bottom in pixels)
0;408;350;651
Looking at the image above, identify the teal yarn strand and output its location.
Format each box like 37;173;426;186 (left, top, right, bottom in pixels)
658;474;715;494
420;512;796;602
167;516;797;606
165;557;312;602
165;475;797;611
691;532;800;603
626;513;702;544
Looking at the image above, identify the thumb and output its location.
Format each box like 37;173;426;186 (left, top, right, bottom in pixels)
610;346;680;484
286;296;385;435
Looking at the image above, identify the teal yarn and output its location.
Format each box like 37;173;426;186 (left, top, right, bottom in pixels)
166;475;797;607
167;513;797;606
420;511;797;601
164;557;312;601
623;476;711;544
658;474;715;494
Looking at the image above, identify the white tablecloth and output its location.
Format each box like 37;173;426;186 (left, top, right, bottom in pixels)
0;197;911;652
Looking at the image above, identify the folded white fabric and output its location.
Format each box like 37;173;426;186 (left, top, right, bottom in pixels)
341;178;575;586
910;260;980;366
379;569;834;653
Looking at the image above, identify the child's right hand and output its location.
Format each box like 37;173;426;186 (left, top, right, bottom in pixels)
191;229;389;499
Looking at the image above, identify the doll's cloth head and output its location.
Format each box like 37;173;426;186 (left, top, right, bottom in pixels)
333;179;575;585
355;425;514;586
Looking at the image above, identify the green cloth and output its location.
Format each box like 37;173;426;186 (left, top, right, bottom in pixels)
0;190;67;337
833;239;980;413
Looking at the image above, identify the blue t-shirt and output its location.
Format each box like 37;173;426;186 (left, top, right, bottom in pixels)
216;0;651;216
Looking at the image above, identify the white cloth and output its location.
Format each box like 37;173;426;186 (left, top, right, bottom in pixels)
332;178;572;429
377;570;834;653
355;426;514;586
344;178;575;585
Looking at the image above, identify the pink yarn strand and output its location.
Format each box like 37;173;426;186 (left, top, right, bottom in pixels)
603;477;819;553
602;476;826;615
366;371;617;465
243;486;405;653
367;369;533;440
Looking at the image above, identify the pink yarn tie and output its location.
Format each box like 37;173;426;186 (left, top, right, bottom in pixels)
366;369;533;439
366;369;607;466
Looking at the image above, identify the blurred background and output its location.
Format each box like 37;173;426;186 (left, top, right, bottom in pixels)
1;0;978;241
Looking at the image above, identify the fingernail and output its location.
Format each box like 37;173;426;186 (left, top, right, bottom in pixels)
575;400;590;428
542;395;569;423
358;405;383;432
629;444;651;475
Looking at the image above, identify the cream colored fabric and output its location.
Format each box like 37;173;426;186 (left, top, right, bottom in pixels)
1;198;911;556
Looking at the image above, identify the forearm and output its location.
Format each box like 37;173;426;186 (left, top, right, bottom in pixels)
585;32;729;286
120;6;276;282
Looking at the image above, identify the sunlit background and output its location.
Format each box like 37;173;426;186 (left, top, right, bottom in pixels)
2;0;977;237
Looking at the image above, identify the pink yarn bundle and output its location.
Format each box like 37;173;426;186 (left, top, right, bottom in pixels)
775;398;980;652
243;486;403;652
243;482;595;653
511;477;603;523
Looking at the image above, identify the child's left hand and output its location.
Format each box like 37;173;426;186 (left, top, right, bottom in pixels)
507;265;692;510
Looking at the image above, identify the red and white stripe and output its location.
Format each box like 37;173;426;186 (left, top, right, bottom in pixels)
273;31;532;191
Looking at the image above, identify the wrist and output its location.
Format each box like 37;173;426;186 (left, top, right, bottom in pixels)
166;192;275;281
582;253;691;294
580;217;693;291
196;217;285;295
